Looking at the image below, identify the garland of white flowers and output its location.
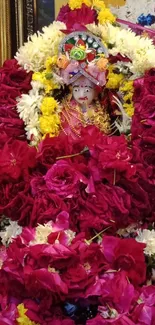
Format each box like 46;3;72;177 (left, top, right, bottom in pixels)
16;22;66;72
16;19;155;145
87;22;155;76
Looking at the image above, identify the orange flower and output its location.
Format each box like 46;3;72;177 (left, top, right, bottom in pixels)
97;58;108;71
57;55;70;69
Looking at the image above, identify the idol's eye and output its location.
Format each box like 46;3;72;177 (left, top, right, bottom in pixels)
85;88;90;93
73;87;79;92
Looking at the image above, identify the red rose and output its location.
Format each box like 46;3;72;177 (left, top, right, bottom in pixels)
78;183;131;232
0;139;36;181
133;137;155;184
30;191;68;227
144;68;155;95
0;179;34;226
102;236;146;285
90;135;136;183
24;267;68;297
0;84;21;103
57;4;97;30
37;134;71;170
62;263;94;298
44;160;88;199
138;95;155;126
118;178;151;222
131;114;146;140
0;59;32;93
133;77;147;104
0;86;25;142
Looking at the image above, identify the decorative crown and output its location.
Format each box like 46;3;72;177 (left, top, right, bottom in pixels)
58;31;109;86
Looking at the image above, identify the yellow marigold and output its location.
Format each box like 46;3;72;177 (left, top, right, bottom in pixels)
123;103;134;117
120;80;133;92
33;71;59;94
68;0;83;10
106;72;124;89
92;0;106;9
40;97;58;115
45;79;59;94
83;0;92;6
32;72;45;84
123;92;133;102
98;8;116;24
45;56;57;72
17;304;40;325
39;114;60;136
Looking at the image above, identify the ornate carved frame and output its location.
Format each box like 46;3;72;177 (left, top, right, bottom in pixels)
23;0;37;41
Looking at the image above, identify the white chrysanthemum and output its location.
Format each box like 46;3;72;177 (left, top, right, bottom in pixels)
30;223;54;245
100;23;155;76
136;229;155;256
17;88;43;143
25;111;41;141
86;23;103;37
64;230;76;245
17;88;43;123
30;223;76;246
15;21;66;72
0;221;22;246
31;80;45;91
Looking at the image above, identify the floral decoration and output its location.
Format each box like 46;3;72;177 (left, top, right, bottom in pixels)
0;1;155;325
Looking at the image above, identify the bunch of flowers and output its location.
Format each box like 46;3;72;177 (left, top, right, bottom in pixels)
0;1;155;324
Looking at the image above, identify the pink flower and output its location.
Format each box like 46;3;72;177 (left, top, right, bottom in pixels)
44;160;88;199
132;305;155;325
99;271;136;313
102;236;146;285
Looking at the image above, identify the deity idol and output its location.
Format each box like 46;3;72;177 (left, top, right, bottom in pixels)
55;30;130;138
56;31;112;137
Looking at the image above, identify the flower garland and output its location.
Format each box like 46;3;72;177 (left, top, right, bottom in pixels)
15;22;66;72
87;22;155;75
15;2;155;143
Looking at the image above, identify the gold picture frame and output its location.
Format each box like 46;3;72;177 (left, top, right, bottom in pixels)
0;0;11;66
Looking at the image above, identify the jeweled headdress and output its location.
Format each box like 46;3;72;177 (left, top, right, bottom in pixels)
58;31;109;86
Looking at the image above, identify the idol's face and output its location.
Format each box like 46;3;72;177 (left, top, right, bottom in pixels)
72;76;96;106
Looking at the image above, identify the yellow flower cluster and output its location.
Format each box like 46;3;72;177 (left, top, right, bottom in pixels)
106;67;124;89
17;304;40;325
120;81;134;117
69;0;106;10
32;56;58;94
68;0;115;24
68;0;83;9
40;97;58;115
39;97;61;137
92;0;105;9
98;8;116;24
45;56;57;72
